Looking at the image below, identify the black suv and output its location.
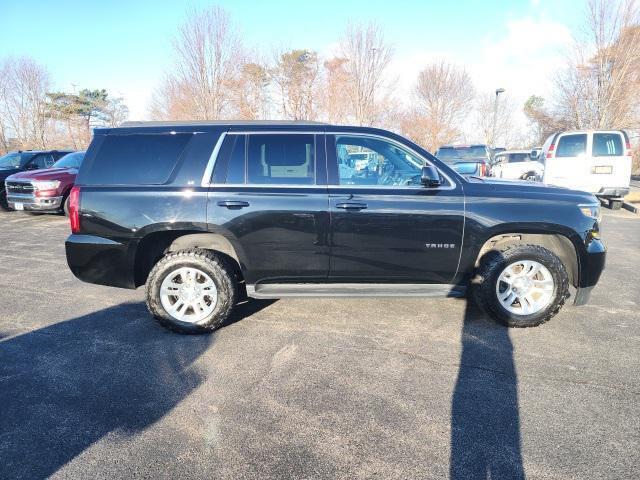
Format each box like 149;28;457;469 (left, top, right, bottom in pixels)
0;149;73;208
65;121;605;333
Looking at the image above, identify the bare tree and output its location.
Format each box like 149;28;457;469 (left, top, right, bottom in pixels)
474;92;527;148
0;56;51;150
270;49;320;120
233;60;269;120
401;61;474;151
523;95;571;145
321;57;350;124
149;6;241;120
554;0;640;129
339;22;393;126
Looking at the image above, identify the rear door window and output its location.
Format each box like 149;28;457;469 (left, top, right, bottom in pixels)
556;134;587;158
83;133;193;185
246;134;315;185
593;133;623;157
225;135;246;184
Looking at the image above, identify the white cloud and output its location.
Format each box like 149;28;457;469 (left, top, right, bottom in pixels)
387;17;573;143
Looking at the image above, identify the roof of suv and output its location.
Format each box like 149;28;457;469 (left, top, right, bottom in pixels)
121;120;328;127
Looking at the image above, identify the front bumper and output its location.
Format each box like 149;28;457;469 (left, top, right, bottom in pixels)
7;193;63;211
574;237;606;306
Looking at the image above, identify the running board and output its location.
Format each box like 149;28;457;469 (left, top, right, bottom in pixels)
247;283;466;299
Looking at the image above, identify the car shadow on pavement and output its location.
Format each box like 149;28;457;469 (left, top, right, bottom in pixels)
449;297;525;479
0;299;273;479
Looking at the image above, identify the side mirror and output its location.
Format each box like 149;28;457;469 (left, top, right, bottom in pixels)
421;165;442;187
530;149;539;160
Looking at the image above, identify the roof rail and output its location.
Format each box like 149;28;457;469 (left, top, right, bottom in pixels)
120;120;329;127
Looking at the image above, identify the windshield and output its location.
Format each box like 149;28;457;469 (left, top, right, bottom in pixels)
437;146;487;162
0;152;23;169
53;151;85;169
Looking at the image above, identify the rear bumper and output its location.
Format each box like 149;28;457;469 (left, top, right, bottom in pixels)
65;234;136;289
595;187;630;198
7;193;63;211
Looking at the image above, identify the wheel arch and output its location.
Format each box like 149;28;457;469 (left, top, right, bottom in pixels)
473;231;580;287
133;231;245;287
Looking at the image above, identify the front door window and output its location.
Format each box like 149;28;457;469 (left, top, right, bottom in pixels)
336;136;424;187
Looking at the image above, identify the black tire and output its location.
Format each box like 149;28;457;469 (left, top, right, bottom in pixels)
146;249;238;334
0;190;9;211
473;244;569;328
63;195;70;216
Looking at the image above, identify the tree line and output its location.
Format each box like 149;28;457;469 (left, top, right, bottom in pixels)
0;56;127;153
1;0;638;171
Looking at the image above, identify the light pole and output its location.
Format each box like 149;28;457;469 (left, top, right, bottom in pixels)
491;88;505;149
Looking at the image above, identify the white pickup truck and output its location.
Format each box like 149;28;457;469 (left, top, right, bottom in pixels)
490;150;543;181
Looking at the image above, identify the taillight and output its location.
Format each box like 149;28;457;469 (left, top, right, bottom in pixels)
69;186;81;233
546;143;555;158
626;141;632;156
479;163;486;176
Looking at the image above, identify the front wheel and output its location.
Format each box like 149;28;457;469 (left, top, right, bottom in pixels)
146;249;238;334
473;244;569;327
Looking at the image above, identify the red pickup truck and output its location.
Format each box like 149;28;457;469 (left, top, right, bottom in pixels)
5;151;85;215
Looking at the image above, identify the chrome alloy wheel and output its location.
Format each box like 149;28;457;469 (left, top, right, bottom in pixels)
160;267;218;324
495;260;554;315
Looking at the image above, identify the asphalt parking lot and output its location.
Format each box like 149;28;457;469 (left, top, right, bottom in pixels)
0;208;638;479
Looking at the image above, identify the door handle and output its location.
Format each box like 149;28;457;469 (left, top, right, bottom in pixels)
336;202;367;210
217;200;250;208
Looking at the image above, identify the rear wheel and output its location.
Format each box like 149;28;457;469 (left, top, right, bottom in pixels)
473;244;569;327
146;249;238;334
62;195;70;216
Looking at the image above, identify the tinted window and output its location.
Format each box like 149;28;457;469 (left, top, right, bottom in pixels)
247;134;315;185
226;135;246;184
0;152;21;168
436;146;488;162
31;153;54;169
53;152;85;169
508;153;529;163
337;135;424;186
85;133;192;185
593;133;623;157
556;134;587;158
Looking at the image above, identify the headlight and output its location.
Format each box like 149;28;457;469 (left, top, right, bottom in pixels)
579;204;601;222
32;180;61;190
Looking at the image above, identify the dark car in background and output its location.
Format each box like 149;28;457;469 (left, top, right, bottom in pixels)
434;144;491;176
0;149;73;209
5;151;85;215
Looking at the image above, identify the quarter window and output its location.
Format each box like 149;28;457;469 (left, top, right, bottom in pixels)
246;134;315;185
556;134;587;158
336;136;424;186
593;133;623;157
81;133;193;185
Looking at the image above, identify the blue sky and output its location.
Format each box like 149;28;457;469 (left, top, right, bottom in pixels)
0;0;584;120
